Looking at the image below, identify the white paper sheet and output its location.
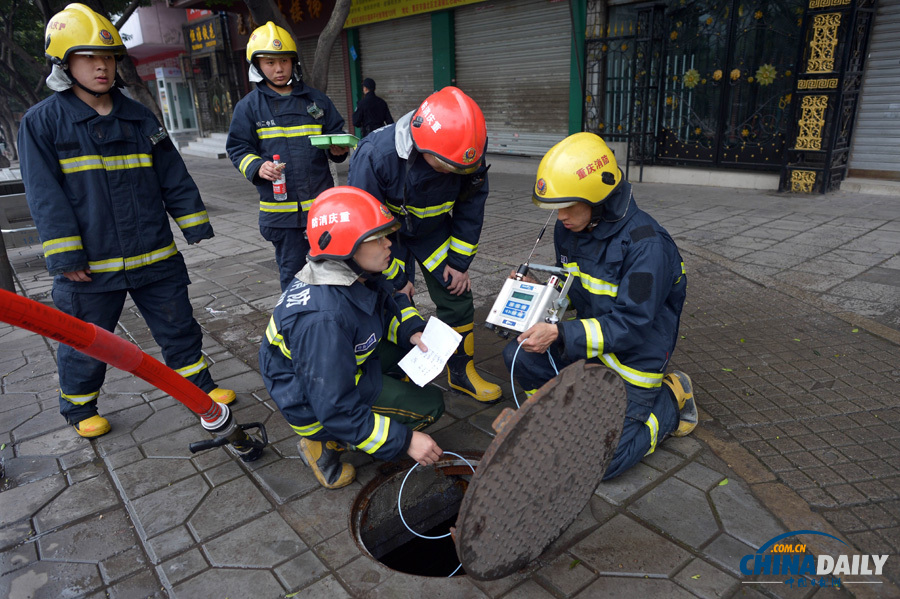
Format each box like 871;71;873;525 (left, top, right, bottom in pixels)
398;316;463;387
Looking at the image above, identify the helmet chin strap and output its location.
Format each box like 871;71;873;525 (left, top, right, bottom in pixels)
64;65;124;98
255;60;301;90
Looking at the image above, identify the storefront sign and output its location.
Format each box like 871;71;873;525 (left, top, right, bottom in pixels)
154;67;183;79
344;0;486;28
185;17;221;55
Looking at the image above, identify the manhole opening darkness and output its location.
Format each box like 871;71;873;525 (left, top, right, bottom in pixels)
351;455;481;578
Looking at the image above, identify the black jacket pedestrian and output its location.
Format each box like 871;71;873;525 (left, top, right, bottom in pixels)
353;92;393;138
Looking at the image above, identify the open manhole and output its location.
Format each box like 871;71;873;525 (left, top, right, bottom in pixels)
351;452;481;577
351;361;625;580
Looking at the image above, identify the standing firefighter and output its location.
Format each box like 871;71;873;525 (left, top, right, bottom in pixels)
259;187;444;489
348;86;502;404
18;3;234;438
503;133;698;479
227;22;349;291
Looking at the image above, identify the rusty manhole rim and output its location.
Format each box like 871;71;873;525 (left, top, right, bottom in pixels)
349;450;483;574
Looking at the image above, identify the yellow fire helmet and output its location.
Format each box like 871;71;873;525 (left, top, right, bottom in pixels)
246;22;298;63
45;3;126;66
532;132;623;209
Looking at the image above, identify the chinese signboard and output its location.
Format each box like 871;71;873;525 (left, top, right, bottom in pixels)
344;0;486;28
185;16;221;56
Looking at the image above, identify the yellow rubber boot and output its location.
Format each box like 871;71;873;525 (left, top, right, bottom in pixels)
208;388;236;405
73;415;110;438
663;370;698;437
447;323;502;404
298;438;356;489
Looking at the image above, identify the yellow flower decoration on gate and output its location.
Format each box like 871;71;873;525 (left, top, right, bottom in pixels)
670;31;678;40
730;68;741;81
756;64;777;86
712;69;723;81
683;68;701;89
754;10;763;19
741;128;750;137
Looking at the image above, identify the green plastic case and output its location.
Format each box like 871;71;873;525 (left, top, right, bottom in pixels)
309;134;359;148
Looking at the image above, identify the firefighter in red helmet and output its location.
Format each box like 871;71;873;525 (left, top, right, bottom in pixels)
259;186;445;489
348;87;503;404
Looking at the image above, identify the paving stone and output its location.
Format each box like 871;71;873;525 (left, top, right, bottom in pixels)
132;475;210;539
106;569;164;599
314;530;364;571
500;579;559;598
710;479;786;549
630;477;720;548
111;457;198;500
575;576;697;598
252;455;320;504
1;456;59;486
570;514;691;577
66;458;106;484
14;427;84;457
673;558;740;599
594;463;664;506
274;549;329;593
535;552;598;598
98;546;147;584
146;525;194;563
189;476;272;540
675;461;727;491
469;566;531;597
283;484;359;546
702;534;756;576
285;574;352;599
201;458;245;487
60;447;96;474
0;561;103;599
38;509;137;563
364;569;489;598
0;542;35;576
0;474;64;530
204;511;306;568
642;448;686;473
33;473;119;534
131;406;197;444
0;404;40;436
170;567;284;599
159;548;208;586
336;555;397;596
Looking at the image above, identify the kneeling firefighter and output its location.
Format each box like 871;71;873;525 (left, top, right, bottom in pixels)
259;186;445;489
502;133;698;480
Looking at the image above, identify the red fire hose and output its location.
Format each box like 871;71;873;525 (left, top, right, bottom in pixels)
0;288;223;423
0;289;270;461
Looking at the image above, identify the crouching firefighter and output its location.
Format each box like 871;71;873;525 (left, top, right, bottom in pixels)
503;133;699;480
259;186;445;489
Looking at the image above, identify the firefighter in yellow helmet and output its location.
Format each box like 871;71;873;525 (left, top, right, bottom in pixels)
18;3;235;438
226;22;351;291
503;132;698;479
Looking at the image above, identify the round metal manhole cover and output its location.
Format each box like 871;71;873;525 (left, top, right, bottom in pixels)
455;360;626;580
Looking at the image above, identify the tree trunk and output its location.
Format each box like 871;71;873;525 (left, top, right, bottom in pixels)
308;0;352;92
0;108;18;161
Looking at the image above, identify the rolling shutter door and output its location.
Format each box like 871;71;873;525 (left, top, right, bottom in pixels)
298;37;351;128
359;15;435;119
455;0;571;156
849;3;900;179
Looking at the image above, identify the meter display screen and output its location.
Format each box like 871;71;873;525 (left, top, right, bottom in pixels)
511;291;534;301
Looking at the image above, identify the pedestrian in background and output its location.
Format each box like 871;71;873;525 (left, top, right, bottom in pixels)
353;77;393;138
227;22;349;291
19;3;235;438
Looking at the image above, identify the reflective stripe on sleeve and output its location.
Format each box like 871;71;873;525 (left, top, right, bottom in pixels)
357;413;390;455
580;318;604;358
266;316;291;359
175;211;210;230
239;154;261;178
449;236;477;257
563;262;618;297
291;421;324;436
43;236;83;257
383;257;405;280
